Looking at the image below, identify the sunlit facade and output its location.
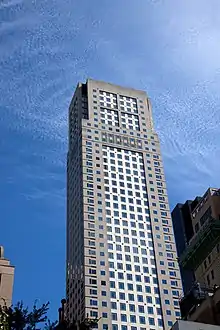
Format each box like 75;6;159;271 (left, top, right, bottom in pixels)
66;79;182;330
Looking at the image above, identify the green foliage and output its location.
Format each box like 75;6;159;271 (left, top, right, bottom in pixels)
0;301;99;330
0;301;56;330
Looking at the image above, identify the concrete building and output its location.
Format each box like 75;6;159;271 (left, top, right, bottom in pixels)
0;246;14;306
178;188;220;324
171;320;220;330
66;79;183;330
171;198;201;294
180;188;220;287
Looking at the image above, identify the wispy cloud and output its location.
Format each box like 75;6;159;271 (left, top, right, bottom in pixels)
1;0;220;316
1;1;220;179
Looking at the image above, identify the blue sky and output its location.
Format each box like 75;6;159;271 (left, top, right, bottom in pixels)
1;0;220;321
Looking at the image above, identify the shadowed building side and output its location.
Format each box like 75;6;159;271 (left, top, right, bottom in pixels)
178;188;220;325
171;198;201;294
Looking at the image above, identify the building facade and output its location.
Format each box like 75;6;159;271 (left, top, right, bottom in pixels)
0;246;14;306
171;320;220;330
66;79;183;330
171;198;201;294
180;188;220;287
179;188;220;323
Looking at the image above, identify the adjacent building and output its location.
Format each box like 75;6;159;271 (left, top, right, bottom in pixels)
171;320;220;330
171;198;201;294
177;188;220;324
66;79;183;330
0;246;14;306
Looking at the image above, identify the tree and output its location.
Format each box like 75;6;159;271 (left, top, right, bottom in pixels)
56;300;100;330
0;300;99;330
0;301;57;330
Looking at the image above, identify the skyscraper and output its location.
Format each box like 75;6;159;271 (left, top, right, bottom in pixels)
66;79;182;330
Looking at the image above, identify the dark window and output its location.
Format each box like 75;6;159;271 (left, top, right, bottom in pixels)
200;206;212;226
207;274;210;286
195;222;199;233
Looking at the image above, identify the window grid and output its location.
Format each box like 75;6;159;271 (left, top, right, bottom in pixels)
100;108;119;126
102;146;163;329
119;95;138;114
121;113;140;131
99;91;118;109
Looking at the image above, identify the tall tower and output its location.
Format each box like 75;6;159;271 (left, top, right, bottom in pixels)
66;79;182;330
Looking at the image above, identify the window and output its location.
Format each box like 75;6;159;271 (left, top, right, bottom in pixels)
128;294;134;301
172;290;179;296
195;222;199;233
137;285;142;292
154;287;159;294
157;308;162;315
110;291;116;299
170;271;176;277
111;302;117;309
90;300;97;306
200;206;212;226
119;292;125;300
90;289;97;295
138;305;144;313
139;316;146;324
129;304;135;312
121;326;127;330
158;319;163;327
121;314;127;322
147;307;153;314
130;315;136;323
90;311;98;318
149;318;155;326
155;298;160;305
